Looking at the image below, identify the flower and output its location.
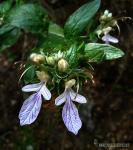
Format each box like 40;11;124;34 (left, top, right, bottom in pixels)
102;33;119;44
55;80;87;135
19;72;51;126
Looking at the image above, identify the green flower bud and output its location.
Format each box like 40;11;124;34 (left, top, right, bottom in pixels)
104;10;109;16
0;17;4;21
65;79;76;89
46;56;55;65
108;13;112;18
58;58;69;72
0;17;4;25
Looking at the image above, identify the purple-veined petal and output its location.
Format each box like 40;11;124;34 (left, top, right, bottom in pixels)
102;34;119;44
19;93;42;125
69;89;87;104
62;97;82;135
22;82;42;92
40;84;51;100
55;92;66;106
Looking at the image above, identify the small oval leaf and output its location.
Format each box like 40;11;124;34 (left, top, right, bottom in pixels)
84;43;125;62
64;0;101;37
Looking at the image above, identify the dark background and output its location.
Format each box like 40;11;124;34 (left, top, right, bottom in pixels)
0;0;133;149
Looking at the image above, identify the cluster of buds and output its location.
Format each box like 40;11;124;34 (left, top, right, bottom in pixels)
100;10;112;23
96;10;118;43
45;51;69;73
30;52;69;72
46;51;64;65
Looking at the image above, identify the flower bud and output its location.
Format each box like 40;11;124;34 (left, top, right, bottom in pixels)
30;53;45;64
100;15;106;21
0;17;4;25
36;71;50;82
108;13;112;18
46;56;55;65
103;27;112;35
112;20;117;26
65;79;76;89
58;58;69;72
0;17;4;21
104;10;109;16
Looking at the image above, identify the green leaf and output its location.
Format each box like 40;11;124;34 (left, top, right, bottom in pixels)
48;22;64;37
64;0;101;37
24;65;36;83
65;44;78;67
0;28;21;51
0;0;12;14
41;22;65;51
6;4;48;33
40;33;66;53
84;43;125;62
0;24;14;35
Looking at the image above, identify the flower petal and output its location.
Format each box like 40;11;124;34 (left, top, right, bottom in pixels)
102;34;119;44
62;99;82;135
40;84;51;100
19;93;42;125
22;82;42;92
55;92;66;106
70;89;87;104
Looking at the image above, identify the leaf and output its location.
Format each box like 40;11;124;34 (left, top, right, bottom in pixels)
6;4;48;33
0;28;21;51
64;0;101;37
0;0;12;14
48;22;64;37
39;23;65;52
24;65;36;83
84;43;125;62
40;33;66;52
65;44;78;67
0;24;14;35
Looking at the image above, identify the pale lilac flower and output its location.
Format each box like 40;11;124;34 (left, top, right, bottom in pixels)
55;88;87;135
102;33;119;44
19;82;51;126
